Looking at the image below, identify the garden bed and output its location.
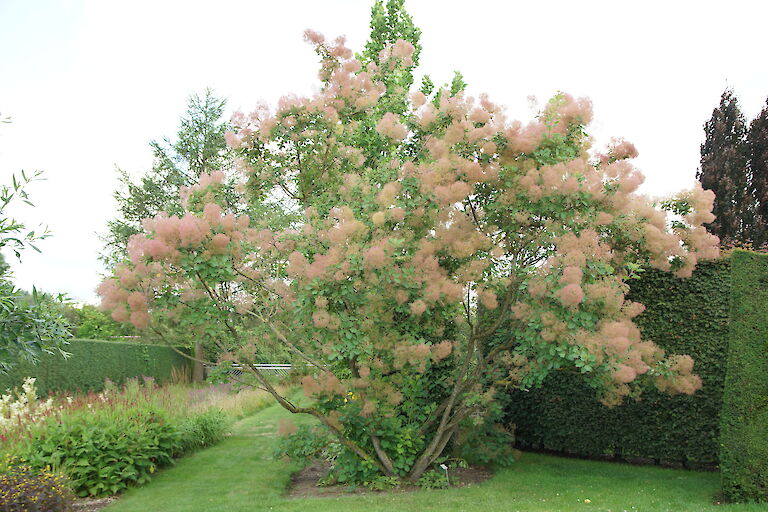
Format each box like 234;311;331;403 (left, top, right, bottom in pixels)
284;461;493;499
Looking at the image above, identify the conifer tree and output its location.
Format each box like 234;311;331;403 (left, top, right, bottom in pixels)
747;98;768;248
696;89;749;244
101;89;242;267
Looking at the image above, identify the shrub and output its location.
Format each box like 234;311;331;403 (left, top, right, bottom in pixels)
2;379;234;498
74;304;135;340
364;475;400;491
416;470;449;489
21;408;182;497
97;0;719;484
720;249;768;502
454;397;516;468
0;455;74;512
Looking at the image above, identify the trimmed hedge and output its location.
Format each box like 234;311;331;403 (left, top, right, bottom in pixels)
720;250;768;502
503;259;731;466
0;339;191;396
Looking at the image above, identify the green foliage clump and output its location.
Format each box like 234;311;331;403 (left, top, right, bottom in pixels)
74;305;135;340
0;282;72;375
0;455;74;512
0;339;191;396
22;408;182;497
720;250;768;502
177;408;230;452
277;424;343;470
363;475;400;491
455;420;516;468
502;260;731;465
415;469;448;489
9;381;231;498
0;170;72;374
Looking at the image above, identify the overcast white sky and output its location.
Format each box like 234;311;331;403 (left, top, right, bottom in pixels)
1;0;766;304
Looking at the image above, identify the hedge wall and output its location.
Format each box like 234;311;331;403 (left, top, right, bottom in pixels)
0;339;192;396
720;250;768;501
502;259;731;466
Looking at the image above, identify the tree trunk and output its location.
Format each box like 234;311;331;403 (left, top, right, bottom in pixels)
407;426;459;481
193;342;205;382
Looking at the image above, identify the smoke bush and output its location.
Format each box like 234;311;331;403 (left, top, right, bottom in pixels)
98;3;718;483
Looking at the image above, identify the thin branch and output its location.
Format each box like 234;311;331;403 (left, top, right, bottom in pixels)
148;324;215;365
466;196;482;228
248;310;325;369
463;286;474;331
277;179;301;201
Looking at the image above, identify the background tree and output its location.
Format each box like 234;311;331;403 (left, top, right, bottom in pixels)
747;98;768;248
696;88;749;244
98;0;720;483
0;170;71;373
101;89;240;267
101;89;298;375
73;304;136;340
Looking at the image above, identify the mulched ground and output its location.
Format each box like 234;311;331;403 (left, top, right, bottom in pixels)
284;461;493;499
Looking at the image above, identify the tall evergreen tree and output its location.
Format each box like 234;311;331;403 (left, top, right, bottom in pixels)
747;98;768;248
696;88;749;244
101;89;241;267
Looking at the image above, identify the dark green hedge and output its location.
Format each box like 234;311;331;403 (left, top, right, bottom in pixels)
0;339;191;396
503;259;731;466
720;250;768;502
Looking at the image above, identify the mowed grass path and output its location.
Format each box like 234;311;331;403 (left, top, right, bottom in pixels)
105;402;768;512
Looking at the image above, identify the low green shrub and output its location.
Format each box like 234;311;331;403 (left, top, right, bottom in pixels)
277;424;338;466
363;475;400;491
416;469;449;489
22;408;182;497
454;400;517;468
0;455;75;512
3;378;236;498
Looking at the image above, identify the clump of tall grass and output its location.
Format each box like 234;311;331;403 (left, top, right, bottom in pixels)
186;382;281;420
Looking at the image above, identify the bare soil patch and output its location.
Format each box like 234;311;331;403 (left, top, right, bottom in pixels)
284;461;493;499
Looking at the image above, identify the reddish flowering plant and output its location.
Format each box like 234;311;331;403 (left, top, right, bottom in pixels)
98;18;719;482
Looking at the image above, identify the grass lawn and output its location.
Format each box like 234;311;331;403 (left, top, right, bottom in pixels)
104;402;768;512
